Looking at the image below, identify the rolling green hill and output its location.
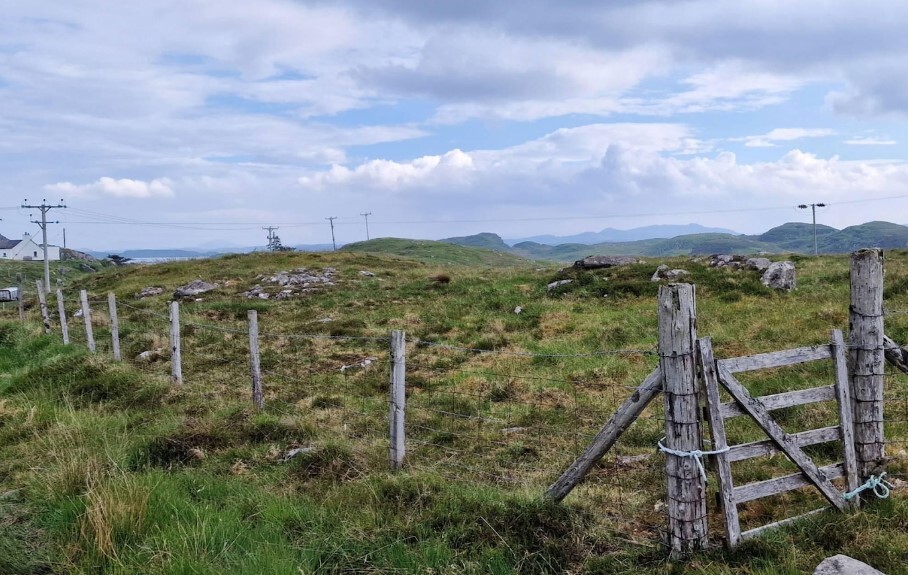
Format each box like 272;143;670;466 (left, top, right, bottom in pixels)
341;237;533;266
442;221;908;262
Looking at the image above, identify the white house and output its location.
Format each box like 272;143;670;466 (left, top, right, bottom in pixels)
0;232;61;261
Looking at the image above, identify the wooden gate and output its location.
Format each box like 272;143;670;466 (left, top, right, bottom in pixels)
697;330;861;547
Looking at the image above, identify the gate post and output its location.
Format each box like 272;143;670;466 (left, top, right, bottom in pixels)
850;249;885;479
658;283;707;554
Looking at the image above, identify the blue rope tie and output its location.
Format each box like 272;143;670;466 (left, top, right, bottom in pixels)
844;472;893;501
657;438;730;482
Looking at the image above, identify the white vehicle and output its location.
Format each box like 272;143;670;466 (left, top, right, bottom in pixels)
0;287;20;301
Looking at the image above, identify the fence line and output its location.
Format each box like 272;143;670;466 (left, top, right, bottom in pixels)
5;254;908;557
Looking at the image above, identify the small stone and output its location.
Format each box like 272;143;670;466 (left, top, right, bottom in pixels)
514;306;523;314
501;427;528;434
136;350;163;362
547;279;573;292
813;554;886;575
359;270;375;277
174;280;217;298
137;286;164;298
616;454;651;466
280;447;315;462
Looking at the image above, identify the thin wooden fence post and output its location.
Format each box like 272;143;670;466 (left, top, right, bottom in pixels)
17;273;24;322
56;289;70;345
850;248;885;480
658;283;707;555
36;280;51;334
169;301;183;385
248;310;263;408
108;292;121;361
389;330;406;470
80;289;95;352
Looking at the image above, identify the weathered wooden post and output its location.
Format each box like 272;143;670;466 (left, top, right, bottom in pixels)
849;248;885;481
248;310;263;409
389;330;406;470
35;280;51;334
56;289;70;345
170;301;183;385
17;273;24;322
108;292;121;361
80;289;95;352
658;283;707;555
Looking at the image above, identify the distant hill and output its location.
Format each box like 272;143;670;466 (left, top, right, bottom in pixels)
435;221;908;263
84;220;908;265
340;237;532;266
507;223;740;246
440;232;512;251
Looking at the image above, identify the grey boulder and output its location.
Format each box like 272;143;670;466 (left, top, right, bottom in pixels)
573;255;639;269
814;555;886;575
761;261;796;291
174;280;218;298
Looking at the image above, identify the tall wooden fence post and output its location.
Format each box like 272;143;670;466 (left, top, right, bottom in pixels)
170;301;183;385
36;280;51;334
17;273;24;322
80;290;95;352
658;283;707;555
389;330;406;470
248;310;263;409
56;289;70;345
850;248;885;480
108;292;121;361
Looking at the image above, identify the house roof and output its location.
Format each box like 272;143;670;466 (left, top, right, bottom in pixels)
0;234;21;250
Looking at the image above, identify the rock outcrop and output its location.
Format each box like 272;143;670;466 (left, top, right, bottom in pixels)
573;255;640;269
174;280;218;298
651;264;690;282
761;261;797;291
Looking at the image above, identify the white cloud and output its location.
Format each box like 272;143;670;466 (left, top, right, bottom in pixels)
297;125;908;234
300;149;474;191
732;128;837;148
46;177;175;199
845;136;898;146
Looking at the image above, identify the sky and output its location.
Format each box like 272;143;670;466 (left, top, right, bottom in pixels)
3;1;908;250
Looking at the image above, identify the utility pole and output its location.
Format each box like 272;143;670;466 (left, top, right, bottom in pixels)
798;202;827;256
262;226;279;250
63;228;66;249
360;212;372;241
22;198;66;294
326;217;338;251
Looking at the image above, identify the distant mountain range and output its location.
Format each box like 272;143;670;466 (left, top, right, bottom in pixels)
82;221;908;263
441;221;908;262
505;223;739;246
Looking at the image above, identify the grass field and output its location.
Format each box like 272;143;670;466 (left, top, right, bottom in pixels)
2;247;908;573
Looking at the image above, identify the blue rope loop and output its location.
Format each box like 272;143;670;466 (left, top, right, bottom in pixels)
843;472;893;501
657;438;729;483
